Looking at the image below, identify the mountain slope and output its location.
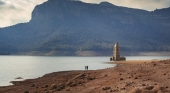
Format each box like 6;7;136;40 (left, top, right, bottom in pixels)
0;0;170;55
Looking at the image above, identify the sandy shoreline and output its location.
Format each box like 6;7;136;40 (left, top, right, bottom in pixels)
107;59;160;65
0;59;170;93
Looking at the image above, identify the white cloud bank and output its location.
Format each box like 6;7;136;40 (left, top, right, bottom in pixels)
0;0;47;27
81;0;170;11
0;0;169;27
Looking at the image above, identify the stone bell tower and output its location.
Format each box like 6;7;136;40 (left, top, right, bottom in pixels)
110;42;126;61
114;42;120;61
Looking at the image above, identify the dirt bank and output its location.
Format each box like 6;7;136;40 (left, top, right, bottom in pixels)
108;59;160;65
0;59;170;93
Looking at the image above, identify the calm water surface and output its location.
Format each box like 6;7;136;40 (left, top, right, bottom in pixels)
0;56;169;86
0;56;113;86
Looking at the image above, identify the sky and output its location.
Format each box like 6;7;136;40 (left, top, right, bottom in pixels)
0;0;170;28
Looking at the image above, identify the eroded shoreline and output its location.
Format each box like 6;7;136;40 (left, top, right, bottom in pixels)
107;59;160;65
1;59;170;93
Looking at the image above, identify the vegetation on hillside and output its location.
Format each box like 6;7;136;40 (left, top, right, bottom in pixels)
0;0;170;55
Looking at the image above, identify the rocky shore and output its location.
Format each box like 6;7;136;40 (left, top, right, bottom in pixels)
0;59;170;93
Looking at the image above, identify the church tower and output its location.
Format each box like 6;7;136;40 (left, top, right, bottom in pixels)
114;42;120;61
110;42;126;61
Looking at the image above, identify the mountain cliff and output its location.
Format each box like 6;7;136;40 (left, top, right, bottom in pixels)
0;0;170;55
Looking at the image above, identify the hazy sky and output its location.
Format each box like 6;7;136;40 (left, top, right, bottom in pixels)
0;0;170;27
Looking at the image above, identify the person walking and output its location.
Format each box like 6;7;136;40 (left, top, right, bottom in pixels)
85;66;87;70
85;66;88;70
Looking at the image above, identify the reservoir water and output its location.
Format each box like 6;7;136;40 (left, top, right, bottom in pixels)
0;56;170;86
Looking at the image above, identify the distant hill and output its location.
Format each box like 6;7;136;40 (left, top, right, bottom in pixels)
0;0;170;55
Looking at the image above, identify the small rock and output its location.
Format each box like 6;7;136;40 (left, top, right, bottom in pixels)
153;63;156;66
152;85;165;92
24;91;29;93
143;86;154;90
79;81;83;84
80;73;86;77
102;86;111;90
121;87;126;90
45;85;49;88
128;88;142;93
15;77;23;79
142;84;146;86
31;84;35;87
67;81;73;85
87;77;95;80
120;78;123;80
66;89;70;91
50;84;57;90
45;91;49;93
125;82;131;86
57;83;65;90
138;75;142;77
142;90;150;93
110;89;113;92
70;82;77;87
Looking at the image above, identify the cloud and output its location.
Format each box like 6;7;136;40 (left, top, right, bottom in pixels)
0;0;47;27
81;0;170;11
0;1;5;5
0;0;169;27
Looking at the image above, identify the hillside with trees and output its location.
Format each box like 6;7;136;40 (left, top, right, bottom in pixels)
0;0;170;55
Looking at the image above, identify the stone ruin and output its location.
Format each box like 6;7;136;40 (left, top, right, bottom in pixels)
110;42;126;61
